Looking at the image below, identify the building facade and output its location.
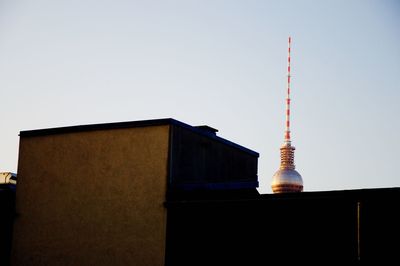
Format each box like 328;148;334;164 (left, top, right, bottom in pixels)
11;119;258;266
7;118;400;265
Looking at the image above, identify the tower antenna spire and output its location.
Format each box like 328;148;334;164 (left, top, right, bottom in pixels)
271;36;303;193
285;36;292;144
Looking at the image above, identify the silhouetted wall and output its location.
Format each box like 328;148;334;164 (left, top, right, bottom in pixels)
359;191;400;262
169;124;258;190
165;188;400;265
0;187;15;266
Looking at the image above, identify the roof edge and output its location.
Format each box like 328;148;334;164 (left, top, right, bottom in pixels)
19;118;177;137
19;118;259;156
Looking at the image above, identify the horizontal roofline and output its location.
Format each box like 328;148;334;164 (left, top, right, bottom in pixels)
165;187;400;205
259;186;400;199
19;118;259;156
19;118;175;137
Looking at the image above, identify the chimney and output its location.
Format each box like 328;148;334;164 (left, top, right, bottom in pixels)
195;125;218;136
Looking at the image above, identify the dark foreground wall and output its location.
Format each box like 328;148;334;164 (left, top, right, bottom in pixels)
0;186;15;266
165;188;400;265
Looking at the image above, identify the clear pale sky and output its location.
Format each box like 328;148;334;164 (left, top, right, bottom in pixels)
1;0;399;193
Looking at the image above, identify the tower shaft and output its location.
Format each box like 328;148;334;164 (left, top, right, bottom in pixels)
280;144;295;170
282;36;295;170
285;36;292;144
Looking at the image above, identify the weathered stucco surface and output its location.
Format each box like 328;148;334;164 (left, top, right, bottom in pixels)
12;125;169;266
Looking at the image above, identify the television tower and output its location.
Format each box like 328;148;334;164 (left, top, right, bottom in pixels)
271;36;303;193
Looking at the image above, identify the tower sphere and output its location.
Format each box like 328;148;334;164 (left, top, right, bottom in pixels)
271;168;303;193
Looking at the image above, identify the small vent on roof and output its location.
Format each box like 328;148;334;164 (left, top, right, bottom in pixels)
195;125;218;136
0;172;17;185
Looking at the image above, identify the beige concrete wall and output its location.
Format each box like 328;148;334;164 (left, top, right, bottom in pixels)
12;125;170;266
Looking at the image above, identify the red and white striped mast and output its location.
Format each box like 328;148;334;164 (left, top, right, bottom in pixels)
285;36;292;145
